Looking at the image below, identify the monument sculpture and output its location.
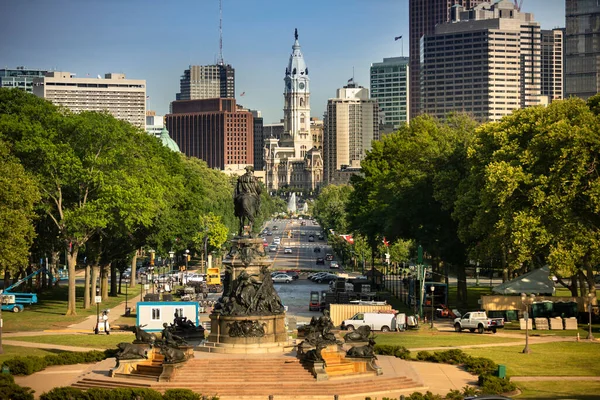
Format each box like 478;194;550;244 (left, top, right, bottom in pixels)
204;166;288;351
344;325;372;343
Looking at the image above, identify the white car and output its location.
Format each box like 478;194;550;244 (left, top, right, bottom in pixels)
272;274;292;283
284;247;293;254
186;273;205;283
268;244;278;252
273;237;281;245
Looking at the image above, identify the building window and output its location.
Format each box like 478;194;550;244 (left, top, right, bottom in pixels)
151;308;161;320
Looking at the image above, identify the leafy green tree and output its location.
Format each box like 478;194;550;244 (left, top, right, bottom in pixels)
193;213;229;262
312;184;353;234
455;98;600;296
0;140;40;272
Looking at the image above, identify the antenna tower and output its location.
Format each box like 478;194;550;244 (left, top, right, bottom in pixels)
218;0;224;65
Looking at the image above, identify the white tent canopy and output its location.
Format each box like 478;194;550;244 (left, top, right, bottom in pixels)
492;266;555;296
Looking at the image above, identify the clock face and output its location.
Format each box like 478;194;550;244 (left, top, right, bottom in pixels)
299;82;305;90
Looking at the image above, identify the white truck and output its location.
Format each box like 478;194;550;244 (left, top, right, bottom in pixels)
453;311;504;334
343;312;397;332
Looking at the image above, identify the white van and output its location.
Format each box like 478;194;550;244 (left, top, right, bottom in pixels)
343;312;397;332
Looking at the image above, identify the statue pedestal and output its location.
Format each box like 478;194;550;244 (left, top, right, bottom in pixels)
197;235;292;354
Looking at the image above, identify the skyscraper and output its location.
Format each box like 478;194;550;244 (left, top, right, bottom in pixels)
541;29;564;103
250;110;264;171
409;0;485;119
166;98;253;169
370;57;410;128
421;1;544;122
565;0;600;99
33;72;146;128
264;29;322;193
176;64;235;101
323;82;379;185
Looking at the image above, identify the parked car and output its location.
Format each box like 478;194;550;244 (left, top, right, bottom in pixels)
314;246;321;252
329;261;339;269
273;237;281;245
272;225;278;230
343;312;397;332
186;273;205;283
453;311;504;334
316;273;338;284
307;271;325;280
272;273;292;283
300;231;306;236
284;247;293;254
309;272;329;281
318;234;325;240
266;231;273;236
284;271;299;280
268;244;278;252
316;257;325;265
325;254;334;261
308;235;315;242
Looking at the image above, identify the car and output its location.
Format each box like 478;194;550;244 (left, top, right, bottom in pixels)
314;246;321;252
316;257;325;265
300;231;306;236
308;235;315;242
263;241;269;247
325;254;334;261
316;273;338;284
272;273;292;283
307;271;324;279
266;231;273;236
284;247;293;254
284;271;300;280
318;234;325;240
309;272;329;281
186;273;205;283
272;226;278;230
273;238;281;245
329;261;339;269
268;245;278;252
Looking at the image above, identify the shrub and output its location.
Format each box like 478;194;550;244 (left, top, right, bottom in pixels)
374;344;411;360
464;356;497;376
478;374;517;395
431;349;468;365
163;389;201;400
0;375;35;400
415;351;434;361
40;386;88;400
406;391;444;400
2;356;47;375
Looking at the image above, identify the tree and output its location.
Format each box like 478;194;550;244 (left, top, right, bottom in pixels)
193;213;229;264
312;184;353;234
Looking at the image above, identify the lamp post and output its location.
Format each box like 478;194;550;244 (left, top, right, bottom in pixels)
430;285;436;329
521;293;535;354
125;278;129;316
587;292;595;340
95;287;100;334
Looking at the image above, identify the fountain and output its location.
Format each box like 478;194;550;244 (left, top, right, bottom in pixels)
288;192;297;214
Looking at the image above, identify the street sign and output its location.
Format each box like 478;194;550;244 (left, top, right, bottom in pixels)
144;284;150;290
94;296;102;303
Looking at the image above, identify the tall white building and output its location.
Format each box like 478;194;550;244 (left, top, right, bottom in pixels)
323;82;379;185
421;0;545;122
33;72;146;128
370;57;409;128
264;29;322;193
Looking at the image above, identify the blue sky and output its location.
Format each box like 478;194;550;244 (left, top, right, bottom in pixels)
2;0;566;124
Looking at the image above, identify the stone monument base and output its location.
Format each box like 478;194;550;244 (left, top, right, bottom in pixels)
197;313;291;354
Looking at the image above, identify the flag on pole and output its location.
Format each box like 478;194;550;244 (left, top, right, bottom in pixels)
347;78;353;83
146;95;150;99
394;35;402;41
240;92;245;96
383;237;389;247
340;234;354;245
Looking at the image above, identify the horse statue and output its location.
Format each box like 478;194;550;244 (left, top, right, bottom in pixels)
234;166;261;236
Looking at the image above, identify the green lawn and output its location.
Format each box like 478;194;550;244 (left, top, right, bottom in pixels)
1;284;142;332
0;345;69;363
6;333;132;349
515;381;600;399
461;342;600;376
375;330;521;349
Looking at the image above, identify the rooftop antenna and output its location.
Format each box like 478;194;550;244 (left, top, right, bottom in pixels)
217;0;224;65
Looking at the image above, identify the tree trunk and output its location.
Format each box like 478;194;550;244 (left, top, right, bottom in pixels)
110;263;117;297
41;257;48;291
578;270;588;297
3;268;10;292
83;265;90;309
584;262;596;298
65;247;79;316
51;251;60;286
91;265;100;304
130;252;138;289
570;275;578;297
101;264;109;300
456;265;468;309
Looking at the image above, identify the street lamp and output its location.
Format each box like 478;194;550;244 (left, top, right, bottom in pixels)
521;293;535;354
430;285;436;329
587;292;595;340
185;249;189;271
95;287;100;334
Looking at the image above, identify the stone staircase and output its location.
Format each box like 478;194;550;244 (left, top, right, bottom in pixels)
152;356;421;398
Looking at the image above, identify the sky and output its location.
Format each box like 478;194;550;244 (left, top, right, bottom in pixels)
2;0;566;124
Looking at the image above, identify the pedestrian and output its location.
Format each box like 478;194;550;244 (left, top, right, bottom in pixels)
102;310;110;335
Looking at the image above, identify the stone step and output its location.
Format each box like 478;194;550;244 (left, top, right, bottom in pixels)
73;378;152;389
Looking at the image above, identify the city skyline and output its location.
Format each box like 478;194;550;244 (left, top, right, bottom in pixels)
2;0;566;124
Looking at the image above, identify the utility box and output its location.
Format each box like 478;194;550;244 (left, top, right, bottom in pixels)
498;365;506;379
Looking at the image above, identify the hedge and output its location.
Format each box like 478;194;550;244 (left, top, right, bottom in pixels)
2;349;114;376
373;344;411;359
0;373;35;400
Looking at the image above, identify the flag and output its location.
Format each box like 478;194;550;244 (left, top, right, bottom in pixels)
146;95;150;99
394;35;402;41
347;78;353;83
383;237;389;247
86;73;90;76
240;92;245;96
340;234;354;245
